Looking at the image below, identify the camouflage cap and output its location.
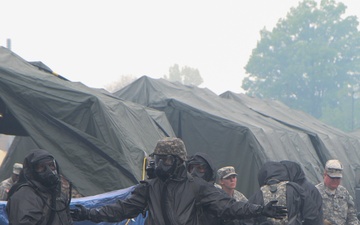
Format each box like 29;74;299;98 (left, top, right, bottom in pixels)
218;166;237;179
13;163;23;175
325;159;343;178
153;137;187;161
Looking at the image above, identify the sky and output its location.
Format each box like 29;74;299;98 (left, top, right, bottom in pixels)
1;0;360;94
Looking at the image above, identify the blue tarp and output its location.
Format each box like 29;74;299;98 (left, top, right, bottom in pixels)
0;186;146;225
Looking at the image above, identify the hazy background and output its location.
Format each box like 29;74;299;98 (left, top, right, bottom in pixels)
1;0;359;94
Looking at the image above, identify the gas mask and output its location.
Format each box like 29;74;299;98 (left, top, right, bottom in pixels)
187;156;211;182
34;159;60;188
146;156;156;179
154;155;178;181
189;164;211;181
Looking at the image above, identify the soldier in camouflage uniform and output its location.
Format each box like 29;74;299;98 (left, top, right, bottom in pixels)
215;166;249;225
0;163;22;200
216;166;248;202
316;159;359;225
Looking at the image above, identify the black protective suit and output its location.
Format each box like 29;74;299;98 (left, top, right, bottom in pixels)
247;161;305;225
187;152;220;225
6;149;73;225
280;160;324;225
82;163;269;225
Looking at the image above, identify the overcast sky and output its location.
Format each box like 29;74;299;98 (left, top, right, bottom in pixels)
1;0;359;94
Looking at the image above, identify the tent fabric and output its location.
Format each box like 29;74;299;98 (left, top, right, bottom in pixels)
0;186;146;225
114;76;328;197
352;129;360;137
0;47;175;196
220;91;360;197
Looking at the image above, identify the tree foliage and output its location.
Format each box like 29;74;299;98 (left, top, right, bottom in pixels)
105;75;137;93
164;64;203;86
242;0;360;130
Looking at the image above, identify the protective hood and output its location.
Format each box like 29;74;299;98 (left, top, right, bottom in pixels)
189;152;217;183
257;161;288;186
24;149;59;177
280;160;305;184
8;149;60;198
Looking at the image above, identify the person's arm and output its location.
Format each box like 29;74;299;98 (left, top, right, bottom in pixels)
0;185;7;200
72;183;148;223
245;189;267;224
346;192;358;225
199;182;286;220
300;184;324;225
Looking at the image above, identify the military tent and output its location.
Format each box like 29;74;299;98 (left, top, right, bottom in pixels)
114;76;330;197
0;47;175;196
220;91;360;197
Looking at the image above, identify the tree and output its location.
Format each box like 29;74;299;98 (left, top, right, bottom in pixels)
242;0;360;130
182;66;203;86
105;75;137;93
164;64;204;86
167;64;182;83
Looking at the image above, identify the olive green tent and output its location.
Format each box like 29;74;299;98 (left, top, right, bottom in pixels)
0;47;175;196
115;76;360;197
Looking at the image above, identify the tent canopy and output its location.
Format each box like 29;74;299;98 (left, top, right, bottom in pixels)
220;91;360;196
115;76;360;197
0;47;175;196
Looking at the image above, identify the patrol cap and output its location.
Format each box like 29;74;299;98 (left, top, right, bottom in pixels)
218;166;237;179
13;163;23;175
325;159;343;178
153;137;187;161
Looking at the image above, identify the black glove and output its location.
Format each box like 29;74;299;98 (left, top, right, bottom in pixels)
261;200;287;219
70;204;90;221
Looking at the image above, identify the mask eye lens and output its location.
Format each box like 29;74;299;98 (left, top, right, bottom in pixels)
196;165;207;173
187;156;208;172
189;164;206;173
154;155;175;166
48;161;56;170
35;164;46;173
35;160;56;173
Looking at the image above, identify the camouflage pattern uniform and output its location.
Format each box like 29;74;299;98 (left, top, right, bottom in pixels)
261;181;289;225
61;175;83;198
0;177;14;200
215;183;248;202
316;183;359;225
232;189;248;202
